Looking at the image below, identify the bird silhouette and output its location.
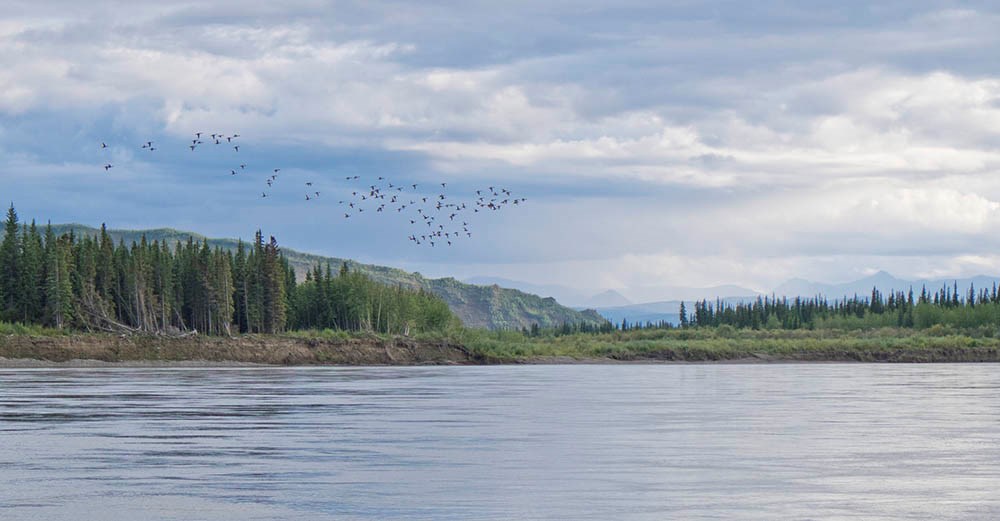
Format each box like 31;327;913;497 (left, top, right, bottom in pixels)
104;164;112;171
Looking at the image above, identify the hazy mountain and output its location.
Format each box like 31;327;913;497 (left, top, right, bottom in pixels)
594;297;757;326
617;284;760;304
771;271;1000;299
580;289;631;308
462;276;589;305
46;224;606;330
463;277;759;307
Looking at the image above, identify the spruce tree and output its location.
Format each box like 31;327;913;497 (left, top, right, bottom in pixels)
43;225;74;328
0;204;20;319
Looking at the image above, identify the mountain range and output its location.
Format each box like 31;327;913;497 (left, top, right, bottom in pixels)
43;224;605;331
461;277;758;307
771;270;1000;300
468;271;1000;327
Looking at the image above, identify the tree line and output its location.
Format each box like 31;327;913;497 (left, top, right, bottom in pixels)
0;205;455;335
681;283;1000;331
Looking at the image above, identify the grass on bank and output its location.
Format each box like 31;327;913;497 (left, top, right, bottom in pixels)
6;321;1000;363
444;325;1000;362
0;321;70;337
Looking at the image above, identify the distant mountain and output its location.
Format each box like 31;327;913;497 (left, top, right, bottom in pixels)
594;297;758;326
617;284;760;304
44;224;606;331
462;277;758;307
581;289;631;308
462;276;590;306
771;271;1000;299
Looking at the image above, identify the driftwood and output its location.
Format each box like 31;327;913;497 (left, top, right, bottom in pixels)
77;298;197;338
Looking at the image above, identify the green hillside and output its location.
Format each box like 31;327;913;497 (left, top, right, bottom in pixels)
44;224;605;330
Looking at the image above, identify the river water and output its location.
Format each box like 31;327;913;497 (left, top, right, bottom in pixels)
1;364;998;520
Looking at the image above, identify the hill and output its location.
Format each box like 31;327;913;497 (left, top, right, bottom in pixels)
42;224;605;330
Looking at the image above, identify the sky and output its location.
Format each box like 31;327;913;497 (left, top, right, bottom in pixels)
2;1;1000;297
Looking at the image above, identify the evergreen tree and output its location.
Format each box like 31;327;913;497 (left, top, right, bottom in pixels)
43;225;75;328
0;204;20;319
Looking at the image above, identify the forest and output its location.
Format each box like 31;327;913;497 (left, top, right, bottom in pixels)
602;285;1000;334
0;206;455;336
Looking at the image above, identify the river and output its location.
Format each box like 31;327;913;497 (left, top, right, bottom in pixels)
1;364;998;520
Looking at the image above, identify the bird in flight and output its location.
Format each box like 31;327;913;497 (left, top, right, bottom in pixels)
104;164;112;171
101;142;107;149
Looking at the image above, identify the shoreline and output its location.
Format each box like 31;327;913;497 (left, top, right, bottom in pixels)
0;333;478;367
3;331;1000;367
0;356;868;368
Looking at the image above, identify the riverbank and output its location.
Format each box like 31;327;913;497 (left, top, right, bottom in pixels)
458;326;1000;364
0;333;476;366
3;327;1000;366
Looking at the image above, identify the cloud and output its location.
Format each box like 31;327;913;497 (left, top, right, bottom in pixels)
2;2;1000;296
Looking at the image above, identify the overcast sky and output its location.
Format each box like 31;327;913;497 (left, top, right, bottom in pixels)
2;1;999;294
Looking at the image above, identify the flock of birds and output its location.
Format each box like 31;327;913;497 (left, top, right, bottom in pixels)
97;133;526;248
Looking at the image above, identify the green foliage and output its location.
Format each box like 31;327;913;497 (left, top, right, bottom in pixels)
30;223;602;330
678;284;1000;333
456;326;1000;362
289;263;457;335
0;205;457;337
0;321;66;336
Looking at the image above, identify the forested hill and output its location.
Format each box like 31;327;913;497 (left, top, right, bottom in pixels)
45;224;604;330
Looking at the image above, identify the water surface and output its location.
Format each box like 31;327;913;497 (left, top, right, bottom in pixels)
1;364;998;520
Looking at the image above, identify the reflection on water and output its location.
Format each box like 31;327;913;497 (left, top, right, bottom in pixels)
1;364;999;520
